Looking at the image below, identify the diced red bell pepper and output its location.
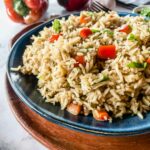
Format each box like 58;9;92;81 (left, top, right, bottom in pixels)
119;25;132;34
80;15;91;24
147;58;150;64
49;34;60;43
67;103;82;115
74;55;85;67
93;110;110;121
80;28;92;39
98;45;116;59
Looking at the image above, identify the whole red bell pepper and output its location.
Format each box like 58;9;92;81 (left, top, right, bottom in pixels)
4;0;48;24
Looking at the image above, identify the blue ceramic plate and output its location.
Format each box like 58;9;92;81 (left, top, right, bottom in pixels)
7;12;150;136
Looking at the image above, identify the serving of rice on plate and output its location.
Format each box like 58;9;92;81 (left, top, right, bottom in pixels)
14;11;150;122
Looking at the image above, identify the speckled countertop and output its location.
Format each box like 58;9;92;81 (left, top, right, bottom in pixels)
0;1;129;149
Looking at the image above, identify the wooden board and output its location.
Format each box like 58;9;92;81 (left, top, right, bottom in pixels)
5;22;150;150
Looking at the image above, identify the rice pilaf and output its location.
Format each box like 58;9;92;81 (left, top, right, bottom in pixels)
17;11;150;122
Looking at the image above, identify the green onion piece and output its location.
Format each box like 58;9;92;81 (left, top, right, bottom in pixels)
87;46;94;51
87;11;94;16
14;0;29;17
52;19;61;33
128;33;138;41
140;7;150;17
144;62;147;68
100;75;109;82
91;29;100;33
103;29;114;36
37;74;43;80
127;62;147;69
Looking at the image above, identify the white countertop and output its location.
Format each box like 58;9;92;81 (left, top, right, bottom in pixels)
0;1;130;149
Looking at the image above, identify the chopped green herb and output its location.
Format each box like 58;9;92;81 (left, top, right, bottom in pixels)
37;75;43;80
87;46;94;51
91;29;100;33
144;62;147;68
103;29;114;36
100;75;109;82
91;29;114;35
88;46;94;48
87;11;94;16
128;33;137;41
140;7;150;18
52;19;61;33
127;62;147;69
